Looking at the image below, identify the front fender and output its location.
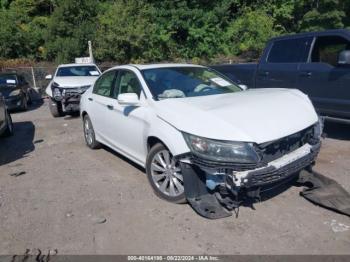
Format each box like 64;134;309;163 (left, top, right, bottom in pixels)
45;82;53;97
147;116;190;157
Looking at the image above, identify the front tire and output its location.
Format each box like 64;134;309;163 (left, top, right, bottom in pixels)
49;98;64;117
83;115;101;149
2;110;14;137
146;143;186;203
21;96;28;111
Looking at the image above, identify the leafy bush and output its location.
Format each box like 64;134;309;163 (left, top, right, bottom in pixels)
0;0;349;63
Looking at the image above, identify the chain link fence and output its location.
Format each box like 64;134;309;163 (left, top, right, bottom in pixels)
1;66;55;96
0;65;113;97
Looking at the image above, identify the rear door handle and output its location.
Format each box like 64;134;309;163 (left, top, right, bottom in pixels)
258;71;269;77
88;97;93;101
107;104;114;110
300;71;312;77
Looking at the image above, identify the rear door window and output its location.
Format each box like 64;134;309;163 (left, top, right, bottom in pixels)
311;36;350;67
267;37;312;63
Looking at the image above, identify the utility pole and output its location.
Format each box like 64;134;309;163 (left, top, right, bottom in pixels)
88;41;94;63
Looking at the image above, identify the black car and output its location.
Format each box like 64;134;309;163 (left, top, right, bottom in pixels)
212;29;350;122
0;92;14;137
0;72;32;111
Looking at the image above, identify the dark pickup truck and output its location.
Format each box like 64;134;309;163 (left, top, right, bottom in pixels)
212;29;350;122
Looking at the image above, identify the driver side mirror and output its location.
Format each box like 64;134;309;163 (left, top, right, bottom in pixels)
45;74;53;80
117;93;139;106
338;50;350;65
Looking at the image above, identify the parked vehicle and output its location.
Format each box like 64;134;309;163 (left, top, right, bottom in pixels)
0;92;14;137
212;29;350;122
0;72;32;111
45;63;101;117
80;63;322;218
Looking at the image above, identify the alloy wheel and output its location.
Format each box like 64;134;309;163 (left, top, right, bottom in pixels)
84;118;93;145
150;150;184;197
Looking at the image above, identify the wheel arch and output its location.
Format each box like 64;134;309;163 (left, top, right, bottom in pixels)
81;110;88;118
147;136;168;152
146;120;190;157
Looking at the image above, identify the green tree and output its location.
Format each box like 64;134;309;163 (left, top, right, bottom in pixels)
299;0;345;31
44;0;99;63
224;10;279;58
0;9;29;58
95;0;158;63
1;0;350;62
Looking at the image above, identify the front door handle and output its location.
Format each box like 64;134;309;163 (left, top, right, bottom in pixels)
107;104;114;110
88;97;93;101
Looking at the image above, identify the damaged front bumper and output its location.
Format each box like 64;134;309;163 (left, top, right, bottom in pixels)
52;86;89;113
178;141;321;219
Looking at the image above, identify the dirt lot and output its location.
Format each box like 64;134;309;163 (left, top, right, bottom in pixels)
0;100;349;255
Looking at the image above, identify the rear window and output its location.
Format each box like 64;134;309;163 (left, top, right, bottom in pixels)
0;74;16;85
267;38;311;63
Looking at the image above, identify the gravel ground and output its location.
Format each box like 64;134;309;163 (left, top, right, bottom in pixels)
0;100;349;255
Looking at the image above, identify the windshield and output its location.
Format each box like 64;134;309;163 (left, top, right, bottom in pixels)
56;66;100;77
142;67;241;100
0;74;17;85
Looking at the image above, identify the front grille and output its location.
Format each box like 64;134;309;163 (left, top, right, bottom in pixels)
188;124;318;172
246;142;320;187
257;125;316;163
191;154;265;171
63;88;83;98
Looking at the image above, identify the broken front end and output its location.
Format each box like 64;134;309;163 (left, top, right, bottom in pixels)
51;84;90;113
178;123;322;219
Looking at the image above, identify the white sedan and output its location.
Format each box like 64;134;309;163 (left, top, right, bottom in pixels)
45;63;101;117
80;64;322;217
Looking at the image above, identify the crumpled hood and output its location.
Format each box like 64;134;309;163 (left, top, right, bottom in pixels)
154;88;318;144
53;76;98;88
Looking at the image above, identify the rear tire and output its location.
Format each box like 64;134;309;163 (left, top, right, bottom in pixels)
3;110;14;137
83;115;101;149
49;98;64;117
146;143;186;203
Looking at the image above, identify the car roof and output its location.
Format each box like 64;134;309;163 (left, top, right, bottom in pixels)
0;72;18;76
110;63;205;71
57;63;98;68
270;29;350;41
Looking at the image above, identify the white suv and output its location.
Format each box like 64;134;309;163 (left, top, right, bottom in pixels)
80;64;322;218
45;63;101;117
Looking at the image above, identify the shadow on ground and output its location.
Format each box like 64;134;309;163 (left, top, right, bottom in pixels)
10;98;44;114
102;145;145;173
0;121;35;166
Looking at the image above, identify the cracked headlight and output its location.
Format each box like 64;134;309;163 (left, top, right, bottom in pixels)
51;82;62;100
183;133;260;163
9;89;21;97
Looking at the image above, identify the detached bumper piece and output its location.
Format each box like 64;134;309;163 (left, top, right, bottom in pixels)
180;142;321;219
180;163;232;219
298;170;350;217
